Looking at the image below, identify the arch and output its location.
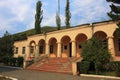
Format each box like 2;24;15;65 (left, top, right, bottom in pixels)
93;31;108;51
30;40;36;46
38;39;45;55
29;40;36;57
113;30;120;56
61;35;71;43
38;39;45;45
75;33;88;57
61;35;71;57
48;37;57;57
93;31;107;39
75;33;88;42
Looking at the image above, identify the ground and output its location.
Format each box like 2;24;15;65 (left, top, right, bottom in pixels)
0;67;119;80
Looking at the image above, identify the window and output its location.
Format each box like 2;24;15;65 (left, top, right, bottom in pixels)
64;45;67;50
39;46;43;53
30;46;34;53
22;47;26;54
79;44;82;49
15;47;18;54
118;38;120;51
50;45;53;53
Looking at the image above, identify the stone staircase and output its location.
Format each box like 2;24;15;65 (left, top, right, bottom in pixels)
27;58;72;74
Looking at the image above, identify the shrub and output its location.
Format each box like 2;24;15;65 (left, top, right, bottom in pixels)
9;57;13;66
10;57;17;66
81;37;111;73
3;56;9;66
110;61;120;76
95;62;102;74
17;56;24;67
3;56;10;66
77;61;90;74
3;56;17;66
81;37;111;64
89;61;95;71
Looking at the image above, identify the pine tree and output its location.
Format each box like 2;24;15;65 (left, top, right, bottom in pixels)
65;0;71;28
35;1;43;34
56;0;61;30
107;0;120;27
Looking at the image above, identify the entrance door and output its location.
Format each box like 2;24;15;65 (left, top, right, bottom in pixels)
69;43;72;57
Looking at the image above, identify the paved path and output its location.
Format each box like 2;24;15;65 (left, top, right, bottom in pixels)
0;67;119;80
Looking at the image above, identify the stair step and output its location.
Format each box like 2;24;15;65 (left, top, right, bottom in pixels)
27;58;73;74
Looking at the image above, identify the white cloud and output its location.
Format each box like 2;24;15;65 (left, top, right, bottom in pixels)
0;0;36;36
71;0;110;25
0;0;111;37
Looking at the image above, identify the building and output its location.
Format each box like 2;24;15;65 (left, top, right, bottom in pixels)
14;21;120;74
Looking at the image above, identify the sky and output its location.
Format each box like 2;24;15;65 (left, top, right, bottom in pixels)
0;0;111;37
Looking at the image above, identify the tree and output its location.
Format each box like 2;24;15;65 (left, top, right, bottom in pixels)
65;0;71;28
82;37;111;64
107;0;120;26
56;12;61;30
56;0;61;30
35;1;43;34
0;31;14;58
81;37;111;73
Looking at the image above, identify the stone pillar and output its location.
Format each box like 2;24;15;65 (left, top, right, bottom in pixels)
71;41;76;57
46;43;49;56
108;36;115;58
57;42;61;57
34;45;39;61
72;62;77;75
26;45;30;58
23;45;30;69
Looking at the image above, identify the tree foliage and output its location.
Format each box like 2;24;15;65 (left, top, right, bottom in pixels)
81;37;111;65
0;31;14;59
56;0;61;30
81;37;111;74
35;1;43;34
65;0;71;28
56;12;61;30
107;0;120;27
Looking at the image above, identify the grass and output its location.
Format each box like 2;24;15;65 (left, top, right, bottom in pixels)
99;71;116;76
88;71;117;77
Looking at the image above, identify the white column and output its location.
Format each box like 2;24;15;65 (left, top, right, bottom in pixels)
108;36;115;58
57;42;61;57
46;43;49;56
72;41;76;57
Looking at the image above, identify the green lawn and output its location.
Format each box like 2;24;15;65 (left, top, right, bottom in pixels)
88;71;117;76
99;71;116;76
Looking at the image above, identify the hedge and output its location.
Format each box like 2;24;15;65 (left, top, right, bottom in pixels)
77;61;90;74
110;61;120;76
3;56;24;67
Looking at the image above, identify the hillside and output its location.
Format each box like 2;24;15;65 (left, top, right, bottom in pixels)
12;26;63;41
